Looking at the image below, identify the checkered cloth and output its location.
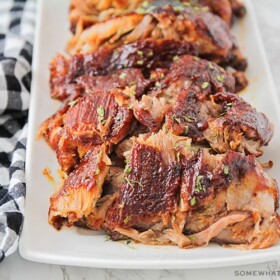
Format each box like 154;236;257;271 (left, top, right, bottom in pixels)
0;0;35;261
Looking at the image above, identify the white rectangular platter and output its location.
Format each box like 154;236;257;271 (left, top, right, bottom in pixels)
19;0;280;269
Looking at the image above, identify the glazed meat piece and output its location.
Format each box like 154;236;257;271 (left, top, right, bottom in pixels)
182;149;279;249
188;0;233;26
41;91;134;173
76;68;151;99
67;3;246;71
133;55;235;131
50;53;153;101
104;131;280;249
49;145;111;230
165;89;273;156
69;0;246;33
186;0;245;26
38;104;69;150
50;39;197;101
104;131;190;245
59;91;133;173
203;92;274;156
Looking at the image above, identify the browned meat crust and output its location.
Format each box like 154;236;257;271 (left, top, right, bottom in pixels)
50;39;198;101
67;4;247;70
103;131;280;248
69;0;246;33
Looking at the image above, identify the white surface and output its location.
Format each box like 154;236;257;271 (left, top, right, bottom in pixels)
19;0;280;270
1;0;277;278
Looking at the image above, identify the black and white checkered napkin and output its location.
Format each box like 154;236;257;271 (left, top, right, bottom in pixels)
0;0;35;261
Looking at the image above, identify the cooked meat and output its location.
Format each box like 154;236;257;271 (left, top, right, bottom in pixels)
38;104;69;150
49;145;111;230
49;40;197;102
67;4;247;70
69;0;246;33
49;54;84;101
185;0;245;26
50;39;197;101
76;68;151;99
134;55;235;132
188;0;232;26
165;89;274;156
44;0;279;252
152;55;236;99
133;95;166;131
51;91;133;173
203;92;274;156
104;131;188;242
104;131;280;248
182;149;279;247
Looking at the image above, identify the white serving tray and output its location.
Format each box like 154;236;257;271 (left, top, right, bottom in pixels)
19;0;280;269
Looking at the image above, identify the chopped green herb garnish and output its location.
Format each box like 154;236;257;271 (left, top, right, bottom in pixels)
124;216;131;224
68;99;78;108
227;102;233;108
97;106;105;118
164;125;169;133
188;235;196;241
212;131;219;139
146;5;156;12
184;125;189;134
217;75;224;82
124;165;132;174
94;168;100;175
142;1;149;8
130;80;137;86
136;7;146;14
185;116;197;123
174;6;185;12
119;72;127;79
129;88;136;95
137;60;144;65
194;175;204;193
190;196;196;206
201;81;209;89
224;166;229;175
218;111;226;117
137;50;143;56
155;81;161;87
